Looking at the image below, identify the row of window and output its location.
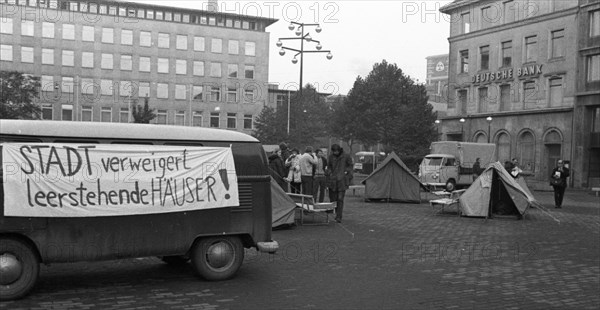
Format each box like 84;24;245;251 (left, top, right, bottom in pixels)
455;75;566;113
37;76;259;103
0;18;258;55
1;0;263;31
0;45;257;79
42;104;254;129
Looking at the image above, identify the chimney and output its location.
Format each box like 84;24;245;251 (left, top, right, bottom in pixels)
205;0;218;12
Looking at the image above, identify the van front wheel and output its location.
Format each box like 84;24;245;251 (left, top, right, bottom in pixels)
191;236;244;281
0;238;40;301
445;179;457;192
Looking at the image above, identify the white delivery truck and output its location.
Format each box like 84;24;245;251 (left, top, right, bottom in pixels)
419;141;496;191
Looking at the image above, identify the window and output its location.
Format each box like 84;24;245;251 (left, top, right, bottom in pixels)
523;81;537;109
461;12;470;34
227;87;237;103
209;17;216;25
525;36;537;62
0;17;13;34
156;110;167;124
21;46;34;63
119;81;132;97
481;7;492;29
458;89;468;114
245;65;255;79
82;26;94;42
503;0;515;23
518;131;535;172
192;111;203;126
175;84;186;100
176;35;187;50
82;52;94;68
156;11;163;20
118;108;129;123
193;61;204;76
209;86;221;101
101;80;113;95
588;54;600;82
101;53;113;69
245;41;256;56
501;41;512;67
550;29;564;58
158;33;169;48
165;12;172;21
102;28;114;43
62;104;73;121
41;22;54;38
42;105;53;120
496;133;511;162
140;31;151;47
157;58;169;73
183;14;190;23
157;83;168;99
194;36;205;51
42;48;54;65
0;44;12;61
139;56;151;72
459;50;469;73
62;77;74;93
211;38;222;53
176;59;187;75
192;85;203;100
120;55;132;70
210;112;220;127
61;24;74;40
244;88;256;103
549;77;563;107
243;114;253;129
480;45;489;71
591;10;600;37
146;10;154;19
139;82;150;98
90;3;98;13
228;40;239;54
227;113;237;128
81;78;94;95
99;5;107;14
137;9;144;19
478;87;488;113
62;50;74;66
101;107;112;122
121;29;133;45
228;64;238;78
41;75;54;93
81;106;92;122
210;62;222;77
118;7;126;16
175;111;185;126
21;20;34;36
500;84;511;111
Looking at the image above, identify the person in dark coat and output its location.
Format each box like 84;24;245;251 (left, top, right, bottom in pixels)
327;144;353;223
268;149;286;190
279;142;291;176
472;158;481;181
550;159;570;208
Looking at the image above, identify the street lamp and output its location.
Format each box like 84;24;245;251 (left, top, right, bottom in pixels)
277;22;333;94
459;118;466;141
435;119;441;140
486;116;493;143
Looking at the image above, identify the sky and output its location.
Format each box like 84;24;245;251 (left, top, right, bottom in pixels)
129;0;453;95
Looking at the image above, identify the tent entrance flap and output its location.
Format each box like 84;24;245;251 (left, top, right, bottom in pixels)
490;170;520;216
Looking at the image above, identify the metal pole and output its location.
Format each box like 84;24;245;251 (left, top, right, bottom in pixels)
189;84;192;126
488;123;491;143
287;90;291;135
299;25;304;94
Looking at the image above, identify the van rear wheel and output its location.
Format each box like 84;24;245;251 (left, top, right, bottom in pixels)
0;238;40;301
191;236;243;281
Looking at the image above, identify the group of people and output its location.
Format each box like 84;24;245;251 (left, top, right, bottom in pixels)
268;142;353;223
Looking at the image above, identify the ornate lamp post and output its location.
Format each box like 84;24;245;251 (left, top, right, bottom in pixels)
277;22;333;94
486;116;493;143
459;118;466;141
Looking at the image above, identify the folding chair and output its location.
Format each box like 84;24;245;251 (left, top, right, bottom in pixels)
287;193;336;225
430;189;466;216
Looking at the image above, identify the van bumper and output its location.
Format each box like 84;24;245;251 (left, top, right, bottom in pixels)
257;241;279;253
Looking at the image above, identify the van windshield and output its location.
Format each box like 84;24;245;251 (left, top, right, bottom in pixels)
423;157;444;166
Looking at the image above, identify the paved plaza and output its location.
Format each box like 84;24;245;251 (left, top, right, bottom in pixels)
2;190;599;309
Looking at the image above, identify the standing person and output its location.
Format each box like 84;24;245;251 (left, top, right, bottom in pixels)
511;157;523;178
472;158;481;181
268;149;286;190
327;144;353;223
279;142;291;175
550;159;570;208
299;146;318;196
313;149;328;202
285;148;302;193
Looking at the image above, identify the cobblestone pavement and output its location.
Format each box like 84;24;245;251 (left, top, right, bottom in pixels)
2;190;598;310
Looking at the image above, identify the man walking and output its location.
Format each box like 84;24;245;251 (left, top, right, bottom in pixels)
327;144;353;223
550;159;570;208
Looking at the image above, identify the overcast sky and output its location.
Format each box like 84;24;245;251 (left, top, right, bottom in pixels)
130;1;453;95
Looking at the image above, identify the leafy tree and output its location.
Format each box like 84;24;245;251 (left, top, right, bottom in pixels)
0;71;41;119
131;97;156;123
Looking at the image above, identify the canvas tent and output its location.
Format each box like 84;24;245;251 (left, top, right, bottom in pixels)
361;152;425;203
460;162;540;218
270;177;296;227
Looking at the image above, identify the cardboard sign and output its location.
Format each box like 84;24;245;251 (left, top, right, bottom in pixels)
2;143;238;217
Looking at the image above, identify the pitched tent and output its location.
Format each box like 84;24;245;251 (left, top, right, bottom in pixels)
270;177;297;228
460;162;540;218
361;152;425;203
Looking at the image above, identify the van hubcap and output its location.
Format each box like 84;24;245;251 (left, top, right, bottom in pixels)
206;241;234;270
0;253;23;285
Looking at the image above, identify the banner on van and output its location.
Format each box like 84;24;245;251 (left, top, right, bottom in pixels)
2;143;239;217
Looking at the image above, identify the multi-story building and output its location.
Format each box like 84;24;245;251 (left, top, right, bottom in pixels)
440;0;581;188
574;0;600;188
425;54;449;117
0;0;277;135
